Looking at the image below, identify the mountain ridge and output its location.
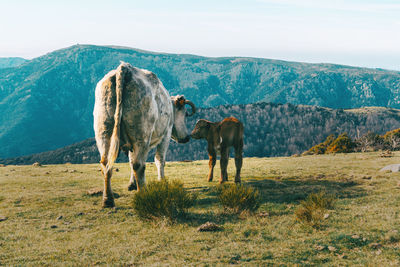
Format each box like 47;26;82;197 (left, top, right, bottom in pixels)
1;44;400;158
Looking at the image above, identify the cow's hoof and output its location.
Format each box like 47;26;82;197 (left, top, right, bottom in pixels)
127;183;137;191
102;198;115;208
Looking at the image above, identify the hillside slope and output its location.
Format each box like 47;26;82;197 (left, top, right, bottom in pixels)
2;103;399;165
0;57;28;69
1;44;400;158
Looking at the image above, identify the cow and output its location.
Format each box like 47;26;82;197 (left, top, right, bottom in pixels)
93;62;196;208
191;117;244;184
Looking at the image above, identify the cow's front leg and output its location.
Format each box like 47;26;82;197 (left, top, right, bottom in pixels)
220;146;230;183
100;157;115;208
155;134;170;180
207;151;216;182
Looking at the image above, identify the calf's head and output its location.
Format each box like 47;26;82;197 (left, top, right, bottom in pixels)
191;119;211;139
171;95;196;143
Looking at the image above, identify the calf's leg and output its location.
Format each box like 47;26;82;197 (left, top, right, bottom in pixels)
220;146;230;183
234;141;243;183
207;152;216;182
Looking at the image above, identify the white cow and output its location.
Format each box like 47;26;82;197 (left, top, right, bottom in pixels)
93;62;196;207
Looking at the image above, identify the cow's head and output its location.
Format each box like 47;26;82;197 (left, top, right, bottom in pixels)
191;119;211;139
171;95;196;143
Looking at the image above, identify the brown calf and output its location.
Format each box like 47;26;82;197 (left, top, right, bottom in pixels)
191;117;244;183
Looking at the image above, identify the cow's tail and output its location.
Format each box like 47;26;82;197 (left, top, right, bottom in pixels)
106;63;127;173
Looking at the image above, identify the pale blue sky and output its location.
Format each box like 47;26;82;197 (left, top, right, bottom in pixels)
1;0;399;70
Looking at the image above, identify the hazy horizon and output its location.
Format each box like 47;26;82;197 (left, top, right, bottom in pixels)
1;0;399;70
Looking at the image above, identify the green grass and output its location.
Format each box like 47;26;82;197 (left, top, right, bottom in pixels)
1;152;400;265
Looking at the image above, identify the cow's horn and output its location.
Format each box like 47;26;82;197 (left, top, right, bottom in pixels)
185;100;196;116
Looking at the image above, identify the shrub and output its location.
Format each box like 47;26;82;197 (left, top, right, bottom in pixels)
132;180;197;220
326;133;355;153
216;184;260;213
295;191;335;228
306;134;336;155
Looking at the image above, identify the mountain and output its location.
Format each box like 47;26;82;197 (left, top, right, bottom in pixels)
2;102;399;165
0;57;28;69
1;44;400;158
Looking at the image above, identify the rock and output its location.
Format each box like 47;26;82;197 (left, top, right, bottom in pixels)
32;162;41;167
0;216;7;222
87;188;103;196
50;225;58;229
323;213;330;219
328;246;337;252
107;208;117;214
380;164;400;173
86;188;120;198
197;222;223;232
315;245;325;251
380;150;393;158
369;243;382;249
69;169;77;173
56;215;63;220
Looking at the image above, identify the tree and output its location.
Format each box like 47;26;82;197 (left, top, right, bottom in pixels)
384;128;400;150
356;131;384;152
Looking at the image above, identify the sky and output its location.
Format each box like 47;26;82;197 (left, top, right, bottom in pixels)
1;0;399;70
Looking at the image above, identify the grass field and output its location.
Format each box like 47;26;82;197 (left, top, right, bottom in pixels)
1;152;400;266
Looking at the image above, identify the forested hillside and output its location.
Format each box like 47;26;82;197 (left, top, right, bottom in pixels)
2;102;399;165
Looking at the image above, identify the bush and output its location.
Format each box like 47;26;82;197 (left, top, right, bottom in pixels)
306;134;336;155
216;184;260;213
295;191;335;228
132;180;197;220
326;133;355;153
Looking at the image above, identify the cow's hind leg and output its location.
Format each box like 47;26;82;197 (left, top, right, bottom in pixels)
234;138;243;183
127;143;150;191
127;156;137;191
100;156;115;208
220;146;230;183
